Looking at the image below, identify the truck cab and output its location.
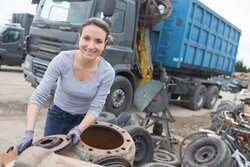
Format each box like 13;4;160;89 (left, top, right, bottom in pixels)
0;24;25;67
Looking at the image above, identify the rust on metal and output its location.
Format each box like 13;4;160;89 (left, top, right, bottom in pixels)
73;121;136;165
14;146;102;167
139;0;172;25
0;149;18;165
58;150;81;160
81;125;124;149
32;135;71;153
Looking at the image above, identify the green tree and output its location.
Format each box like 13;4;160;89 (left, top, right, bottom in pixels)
235;60;249;72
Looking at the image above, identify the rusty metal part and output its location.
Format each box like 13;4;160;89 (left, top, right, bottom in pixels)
139;0;172;25
32;135;72;153
14;146;102;167
58;150;81;160
0;148;18;165
245;104;250;122
95;156;132;167
146;88;169;113
72;121;136;165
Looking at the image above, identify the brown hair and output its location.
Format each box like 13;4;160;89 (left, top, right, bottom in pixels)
79;17;114;43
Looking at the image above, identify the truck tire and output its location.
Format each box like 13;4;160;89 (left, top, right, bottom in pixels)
0;58;2;68
126;114;144;126
189;84;207;110
105;76;133;116
141;162;176;167
210;100;236;131
116;112;132;127
204;85;219;109
183;137;232;167
153;149;181;166
97;111;117;124
123;125;154;167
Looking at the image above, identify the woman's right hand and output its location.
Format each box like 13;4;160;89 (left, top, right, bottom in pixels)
16;130;34;155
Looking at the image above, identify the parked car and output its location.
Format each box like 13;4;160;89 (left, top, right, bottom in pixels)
0;13;33;68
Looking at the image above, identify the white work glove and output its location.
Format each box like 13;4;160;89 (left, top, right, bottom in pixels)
66;126;82;145
16;130;34;155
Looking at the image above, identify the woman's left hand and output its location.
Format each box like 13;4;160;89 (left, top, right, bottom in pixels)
66;126;83;145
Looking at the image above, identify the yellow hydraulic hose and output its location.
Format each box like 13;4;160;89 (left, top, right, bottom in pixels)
134;25;152;87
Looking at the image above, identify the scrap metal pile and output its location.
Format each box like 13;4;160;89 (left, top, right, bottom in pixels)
211;72;249;94
179;96;250;167
139;0;172;25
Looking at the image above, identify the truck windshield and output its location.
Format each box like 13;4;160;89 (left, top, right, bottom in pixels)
34;0;93;26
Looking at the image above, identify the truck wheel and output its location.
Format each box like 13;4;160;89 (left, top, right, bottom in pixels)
0;58;2;68
141;162;176;167
189;84;207;110
183;137;232;167
210;101;235;131
116;112;132;127
124;125;154;167
204;85;219;109
97;111;117;124
153;149;181;166
105;76;133;116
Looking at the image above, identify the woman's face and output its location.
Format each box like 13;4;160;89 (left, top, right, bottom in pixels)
79;25;107;61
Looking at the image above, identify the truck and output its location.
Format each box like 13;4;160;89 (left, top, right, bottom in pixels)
22;0;241;116
0;13;33;68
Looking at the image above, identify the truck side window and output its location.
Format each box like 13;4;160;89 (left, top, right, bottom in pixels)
3;30;21;43
95;0;126;33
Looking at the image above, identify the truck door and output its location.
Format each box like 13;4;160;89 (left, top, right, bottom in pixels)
93;0;137;115
94;0;136;66
0;28;24;66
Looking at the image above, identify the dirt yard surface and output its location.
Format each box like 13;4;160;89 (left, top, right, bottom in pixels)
0;65;243;155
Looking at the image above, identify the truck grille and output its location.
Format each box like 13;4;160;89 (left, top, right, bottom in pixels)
32;60;48;78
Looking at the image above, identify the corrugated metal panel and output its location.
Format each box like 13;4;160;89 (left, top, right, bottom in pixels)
150;0;241;76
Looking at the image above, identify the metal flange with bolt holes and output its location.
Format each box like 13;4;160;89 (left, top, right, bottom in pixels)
71;121;136;166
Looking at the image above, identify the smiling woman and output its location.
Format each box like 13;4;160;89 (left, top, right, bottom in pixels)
16;18;115;155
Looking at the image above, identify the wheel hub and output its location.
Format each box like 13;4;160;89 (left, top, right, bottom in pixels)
133;136;146;162
112;89;125;108
210;92;217;105
193;145;217;164
197;92;204;107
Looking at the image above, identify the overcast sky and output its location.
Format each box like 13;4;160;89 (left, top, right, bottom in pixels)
0;0;249;68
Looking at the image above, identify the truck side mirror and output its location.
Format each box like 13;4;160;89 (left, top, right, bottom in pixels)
103;0;116;17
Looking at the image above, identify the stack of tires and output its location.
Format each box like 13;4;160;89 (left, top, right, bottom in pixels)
181;100;241;167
